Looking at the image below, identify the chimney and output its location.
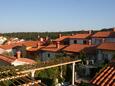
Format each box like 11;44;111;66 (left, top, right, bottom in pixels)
102;38;105;43
45;36;49;41
16;51;21;59
113;27;115;32
58;34;62;38
40;37;43;42
37;42;40;48
89;40;92;45
71;33;74;36
89;30;92;34
56;41;60;48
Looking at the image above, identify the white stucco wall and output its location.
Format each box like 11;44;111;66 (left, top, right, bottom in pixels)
11;60;28;66
6;49;12;52
41;51;56;61
92;38;115;45
97;50;115;61
0;48;5;54
92;38;102;45
69;39;84;44
106;38;115;42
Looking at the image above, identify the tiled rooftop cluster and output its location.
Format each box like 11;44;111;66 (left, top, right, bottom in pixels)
0;28;115;85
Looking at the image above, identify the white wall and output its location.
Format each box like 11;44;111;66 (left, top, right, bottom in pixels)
41;51;56;61
6;49;12;52
92;38;102;45
11;60;28;66
69;39;84;44
97;50;115;61
106;38;115;42
0;48;5;54
92;38;115;45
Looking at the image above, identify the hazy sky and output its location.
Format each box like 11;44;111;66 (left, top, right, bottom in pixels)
0;0;115;32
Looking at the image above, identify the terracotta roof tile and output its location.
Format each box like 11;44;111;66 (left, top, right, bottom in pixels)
0;43;22;50
0;54;16;64
0;41;42;50
90;63;115;86
97;42;115;51
26;46;45;51
54;33;92;42
54;36;71;42
0;54;36;65
40;44;66;52
69;33;91;39
16;58;36;64
92;31;115;38
63;44;96;53
23;41;41;47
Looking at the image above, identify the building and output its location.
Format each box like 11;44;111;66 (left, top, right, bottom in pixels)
54;34;70;45
63;43;96;63
97;42;115;62
69;32;92;45
91;29;115;45
40;42;66;61
54;32;92;45
0;51;36;66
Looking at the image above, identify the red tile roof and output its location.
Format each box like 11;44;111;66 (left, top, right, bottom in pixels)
0;54;36;65
69;33;91;39
0;43;22;50
90;63;115;86
97;42;115;51
63;44;96;54
16;58;36;64
23;41;40;47
0;41;42;50
0;54;15;64
54;36;71;42
40;44;66;52
54;33;91;42
92;31;115;38
26;46;45;52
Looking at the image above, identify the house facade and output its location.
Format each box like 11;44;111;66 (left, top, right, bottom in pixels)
69;33;92;45
0;51;36;66
40;42;66;61
97;42;115;62
91;29;115;45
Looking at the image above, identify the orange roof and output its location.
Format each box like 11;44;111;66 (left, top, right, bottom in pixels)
40;44;66;52
23;41;41;47
54;36;71;42
27;46;45;52
54;33;91;42
69;33;91;39
0;41;42;50
0;43;22;50
16;58;36;64
0;54;15;64
90;63;115;86
0;54;36;65
63;44;96;53
97;42;115;51
92;31;115;38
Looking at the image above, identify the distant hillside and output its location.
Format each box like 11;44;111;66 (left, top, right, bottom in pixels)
1;31;87;40
2;28;114;40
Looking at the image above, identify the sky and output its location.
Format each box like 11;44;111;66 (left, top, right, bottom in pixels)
0;0;115;32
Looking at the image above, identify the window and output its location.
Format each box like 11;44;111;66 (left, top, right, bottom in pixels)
48;53;50;58
83;40;87;44
74;40;77;44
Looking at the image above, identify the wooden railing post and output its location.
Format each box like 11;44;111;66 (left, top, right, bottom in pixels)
72;62;75;85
